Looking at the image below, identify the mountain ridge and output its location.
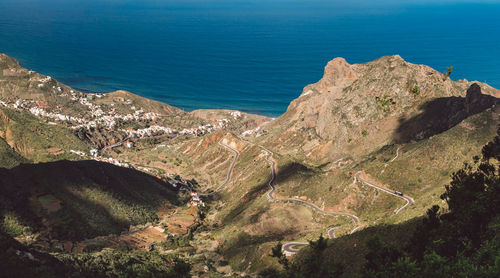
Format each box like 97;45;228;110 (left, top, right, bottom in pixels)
0;52;499;276
258;55;499;162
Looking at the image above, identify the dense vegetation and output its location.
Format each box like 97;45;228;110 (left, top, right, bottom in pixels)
363;126;500;277
56;249;192;277
0;107;89;162
264;126;500;277
0;230;76;277
0;137;27;168
0;160;180;241
0;229;192;278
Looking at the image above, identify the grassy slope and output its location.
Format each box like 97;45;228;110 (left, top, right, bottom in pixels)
0;160;180;241
203;108;497;273
291;219;421;277
270;108;498;230
0;107;89;162
354;107;498;224
289;122;500;277
0;137;27;168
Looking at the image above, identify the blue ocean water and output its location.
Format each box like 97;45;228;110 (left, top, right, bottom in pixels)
0;0;499;117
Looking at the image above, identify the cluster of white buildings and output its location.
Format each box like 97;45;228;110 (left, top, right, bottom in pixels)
125;124;175;138
189;191;205;207
2;93;160;130
123;118;230;139
1;83;241;155
179;118;230;136
241;126;262;136
29;106;88;124
230;111;242;119
32;75;52;88
70;148;131;168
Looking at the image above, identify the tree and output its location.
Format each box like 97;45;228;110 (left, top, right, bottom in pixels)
270;242;289;270
443;66;453;80
363;126;500;277
308;234;328;251
171;258;192;277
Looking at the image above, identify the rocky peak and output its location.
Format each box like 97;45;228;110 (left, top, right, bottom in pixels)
317;57;358;90
465;83;483;113
261;55;499;162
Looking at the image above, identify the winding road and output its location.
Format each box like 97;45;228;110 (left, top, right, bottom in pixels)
197;136;414;255
232;136;363;254
354;171;414;215
278;147;414;254
259;149;362;254
199;139;239;197
261;150;360;225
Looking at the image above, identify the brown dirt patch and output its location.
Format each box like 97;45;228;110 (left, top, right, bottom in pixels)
157;207;175;219
38;194;63;213
120;226;167;249
46;147;64;155
309;140;333;161
326;191;359;213
164;207;198;235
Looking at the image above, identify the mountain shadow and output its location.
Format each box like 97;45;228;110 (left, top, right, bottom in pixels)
221;161;316;224
0;160;180;241
275;161;318;185
0;229;85;277
393;83;498;143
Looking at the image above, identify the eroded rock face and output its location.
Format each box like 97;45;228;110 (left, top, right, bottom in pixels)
463;83;498;116
261;56;499;161
465;83;483;113
317;57;358;91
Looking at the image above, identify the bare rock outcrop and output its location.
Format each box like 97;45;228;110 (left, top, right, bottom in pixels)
260;55;499;162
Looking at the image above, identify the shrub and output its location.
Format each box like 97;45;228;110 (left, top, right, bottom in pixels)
411;86;420;96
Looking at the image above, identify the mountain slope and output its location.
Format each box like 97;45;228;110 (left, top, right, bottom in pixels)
158;56;499;273
258;55;499;162
272;126;500;278
0;137;27;168
0;107;89;162
1;52;499;276
0;160;180;244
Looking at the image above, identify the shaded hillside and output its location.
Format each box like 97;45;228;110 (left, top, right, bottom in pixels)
0;229;192;278
0;160;180;242
0;230;80;278
394;83;498;143
0;137;27;168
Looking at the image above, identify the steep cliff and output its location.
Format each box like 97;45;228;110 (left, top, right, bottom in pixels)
259;55;499;162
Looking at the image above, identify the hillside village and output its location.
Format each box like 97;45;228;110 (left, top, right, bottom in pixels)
1;88;236;138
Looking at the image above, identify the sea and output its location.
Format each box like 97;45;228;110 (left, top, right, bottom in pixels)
0;0;499;117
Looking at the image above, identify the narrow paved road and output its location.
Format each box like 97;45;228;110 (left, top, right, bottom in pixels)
199;139;239;197
262;150;360;224
280;146;414;254
211;137;413;255
354;171;414;215
233;136;362;255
